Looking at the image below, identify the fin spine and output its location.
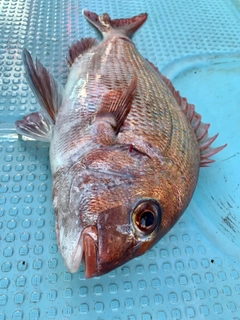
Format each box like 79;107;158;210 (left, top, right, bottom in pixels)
67;38;98;67
146;59;227;166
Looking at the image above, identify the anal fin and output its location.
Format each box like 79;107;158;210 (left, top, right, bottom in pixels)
146;59;227;167
67;38;99;67
15;112;52;142
22;49;63;124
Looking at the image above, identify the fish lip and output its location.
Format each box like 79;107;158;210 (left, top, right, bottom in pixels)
67;235;83;273
62;232;83;273
56;219;84;273
82;226;98;278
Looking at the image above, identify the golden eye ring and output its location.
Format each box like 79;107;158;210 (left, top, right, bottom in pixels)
132;199;162;238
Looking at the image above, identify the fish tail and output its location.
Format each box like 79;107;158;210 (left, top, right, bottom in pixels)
83;9;148;38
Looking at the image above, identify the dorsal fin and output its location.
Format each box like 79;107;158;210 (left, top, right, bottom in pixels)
83;9;148;38
146;59;227;167
96;76;137;134
22;49;63;124
66;38;99;67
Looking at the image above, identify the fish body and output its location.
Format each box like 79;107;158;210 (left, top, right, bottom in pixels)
16;10;226;278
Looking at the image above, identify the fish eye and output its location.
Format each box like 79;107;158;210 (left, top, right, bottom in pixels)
132;199;162;237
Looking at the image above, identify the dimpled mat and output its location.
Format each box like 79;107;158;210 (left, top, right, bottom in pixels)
0;0;240;319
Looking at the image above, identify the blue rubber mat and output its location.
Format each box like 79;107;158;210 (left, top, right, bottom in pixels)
0;0;239;319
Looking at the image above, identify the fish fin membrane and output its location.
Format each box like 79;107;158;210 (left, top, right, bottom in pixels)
96;76;137;134
67;38;99;67
83;9;148;38
146;59;227;167
22;48;63;124
15;112;52;142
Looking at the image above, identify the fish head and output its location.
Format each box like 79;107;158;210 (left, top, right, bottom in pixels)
83;197;163;278
53;144;195;278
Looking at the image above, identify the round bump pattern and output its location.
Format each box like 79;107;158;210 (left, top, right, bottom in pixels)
0;0;240;319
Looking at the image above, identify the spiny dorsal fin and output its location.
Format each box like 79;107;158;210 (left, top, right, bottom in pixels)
15;112;52;142
67;38;99;67
22;48;63;124
83;9;147;38
96;76;137;134
146;59;227;167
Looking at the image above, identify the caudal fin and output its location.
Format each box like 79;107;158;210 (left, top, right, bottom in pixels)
83;9;148;38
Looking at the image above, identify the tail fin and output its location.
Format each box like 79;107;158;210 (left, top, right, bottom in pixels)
83;9;147;38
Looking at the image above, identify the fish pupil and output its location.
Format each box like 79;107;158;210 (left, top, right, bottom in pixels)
140;211;154;228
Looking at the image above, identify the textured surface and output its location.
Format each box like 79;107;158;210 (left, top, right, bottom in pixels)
0;0;240;319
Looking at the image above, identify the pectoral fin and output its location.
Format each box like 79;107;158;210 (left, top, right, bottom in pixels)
96;76;137;134
15;112;52;142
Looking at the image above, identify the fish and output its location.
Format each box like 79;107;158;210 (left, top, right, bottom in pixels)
15;9;226;278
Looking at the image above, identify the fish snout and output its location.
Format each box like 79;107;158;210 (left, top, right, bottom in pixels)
82;219;134;278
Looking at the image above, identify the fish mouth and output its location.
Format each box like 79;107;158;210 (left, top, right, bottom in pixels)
82;226;98;278
60;225;98;276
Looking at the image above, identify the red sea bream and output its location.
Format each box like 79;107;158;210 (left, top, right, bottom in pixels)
16;10;226;278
